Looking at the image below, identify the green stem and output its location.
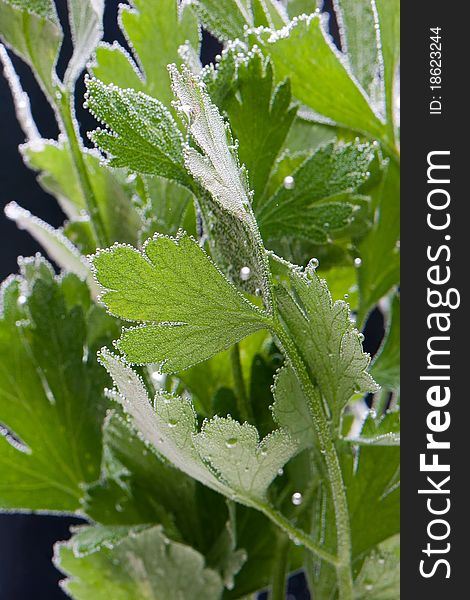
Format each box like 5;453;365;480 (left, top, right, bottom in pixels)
254;501;338;565
230;343;253;424
270;534;290;600
272;322;354;600
57;88;108;248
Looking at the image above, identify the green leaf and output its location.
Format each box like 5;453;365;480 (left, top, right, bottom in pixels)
345;409;400;446
193;417;295;500
4;201;97;295
169;64;272;304
0;0;62;99
93;232;269;370
180;330;269;416
99;349;227;495
99;350;295;507
370;294;400;390
0;259;118;511
274;255;377;425
334;0;379;94
306;445;399;597
191;0;252;41
90;0;199;109
374;0;400;137
272;365;314;450
346;446;400;557
22;140;142;247
272;255;378;424
357;160;399;324
254;14;385;140
56;525;224;600
223;50;297;201
251;0;288;29
353;535;400;599
136;177;196;243
84;411;199;543
85;78;189;185
64;0;104;88
192;0;287;41
257;141;374;241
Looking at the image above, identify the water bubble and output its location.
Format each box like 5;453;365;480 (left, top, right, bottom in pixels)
151;371;165;383
306;257;319;272
283;175;295;190
239;266;251;281
255;288;262;296
365;584;373;591
180;104;193;121
277;467;284;476
226;437;238;448
168;419;177;428
115;503;124;512
358;333;365;342
344;293;349;299
291;492;303;506
17;294;27;305
354;257;362;267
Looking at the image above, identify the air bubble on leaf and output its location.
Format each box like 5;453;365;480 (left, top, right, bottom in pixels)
180;104;193;122
306;257;319;274
151;371;165;384
354;257;362;267
226;437;238;448
17;294;27;305
277;467;284;476
344;293;349;299
168;418;177;428
358;333;365;342
283;175;295;190
239;266;251;281
291;492;303;506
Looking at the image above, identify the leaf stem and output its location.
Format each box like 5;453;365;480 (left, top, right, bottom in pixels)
270;534;290;600
253;500;338;565
272;322;354;600
230;342;253;424
57;88;108;248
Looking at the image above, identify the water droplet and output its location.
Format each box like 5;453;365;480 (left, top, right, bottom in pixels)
17;295;27;305
255;287;262;296
151;371;165;383
354;257;362;267
344;293;349;299
283;175;295;190
239;266;251;281
358;333;365;342
291;492;303;506
306;257;319;272
277;467;284;476
168;419;177;428
226;437;238;448
180;104;193;121
365;584;373;591
115;503;124;512
369;408;377;419
324;221;330;229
